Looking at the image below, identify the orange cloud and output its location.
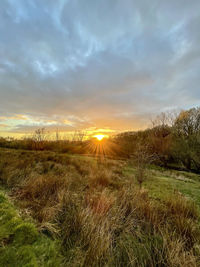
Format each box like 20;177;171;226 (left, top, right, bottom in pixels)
0;124;8;128
0;114;28;121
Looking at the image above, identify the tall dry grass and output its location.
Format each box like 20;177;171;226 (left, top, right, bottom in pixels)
0;148;200;266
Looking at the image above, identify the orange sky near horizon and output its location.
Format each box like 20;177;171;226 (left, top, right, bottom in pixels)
0;113;149;139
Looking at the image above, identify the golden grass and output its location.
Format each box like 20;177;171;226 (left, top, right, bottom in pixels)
0;148;200;266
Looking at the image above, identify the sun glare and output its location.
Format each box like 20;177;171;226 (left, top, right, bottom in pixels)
94;134;105;141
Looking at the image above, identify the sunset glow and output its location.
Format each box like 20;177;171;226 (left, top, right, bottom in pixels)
0;1;200;265
94;134;105;141
0;1;199;137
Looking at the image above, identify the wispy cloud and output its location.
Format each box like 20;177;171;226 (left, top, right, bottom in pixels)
0;0;200;135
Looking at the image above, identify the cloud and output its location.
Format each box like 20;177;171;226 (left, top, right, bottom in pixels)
0;124;8;128
0;0;200;135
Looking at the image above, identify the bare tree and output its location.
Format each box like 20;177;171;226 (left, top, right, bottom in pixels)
132;144;156;188
151;110;179;128
72;130;86;142
32;128;47;150
55;128;60;142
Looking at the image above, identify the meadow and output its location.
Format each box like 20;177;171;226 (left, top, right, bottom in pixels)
1;0;200;265
0;146;200;266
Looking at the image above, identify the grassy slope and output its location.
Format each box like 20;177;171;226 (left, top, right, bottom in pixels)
0;187;63;267
0;148;200;266
124;165;200;206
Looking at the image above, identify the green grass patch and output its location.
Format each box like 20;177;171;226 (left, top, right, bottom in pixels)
0;189;63;267
125;164;200;206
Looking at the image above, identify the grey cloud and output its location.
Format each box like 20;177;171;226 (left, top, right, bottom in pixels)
0;0;200;133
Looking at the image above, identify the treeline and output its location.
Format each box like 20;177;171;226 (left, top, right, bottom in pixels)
0;129;88;154
0;107;200;172
115;107;200;172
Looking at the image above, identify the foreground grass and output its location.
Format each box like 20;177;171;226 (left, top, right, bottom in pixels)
0;148;200;266
0;188;63;267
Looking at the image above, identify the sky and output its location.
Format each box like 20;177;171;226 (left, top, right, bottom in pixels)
0;0;200;138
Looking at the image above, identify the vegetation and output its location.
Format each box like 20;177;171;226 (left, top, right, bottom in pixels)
0;187;63;266
1;107;200;173
0;147;200;266
116;107;200;173
0;107;200;265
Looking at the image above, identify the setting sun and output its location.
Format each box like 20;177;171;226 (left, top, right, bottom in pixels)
94;134;105;141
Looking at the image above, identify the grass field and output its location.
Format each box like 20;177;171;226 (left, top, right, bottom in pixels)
0;148;200;266
124;165;200;206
